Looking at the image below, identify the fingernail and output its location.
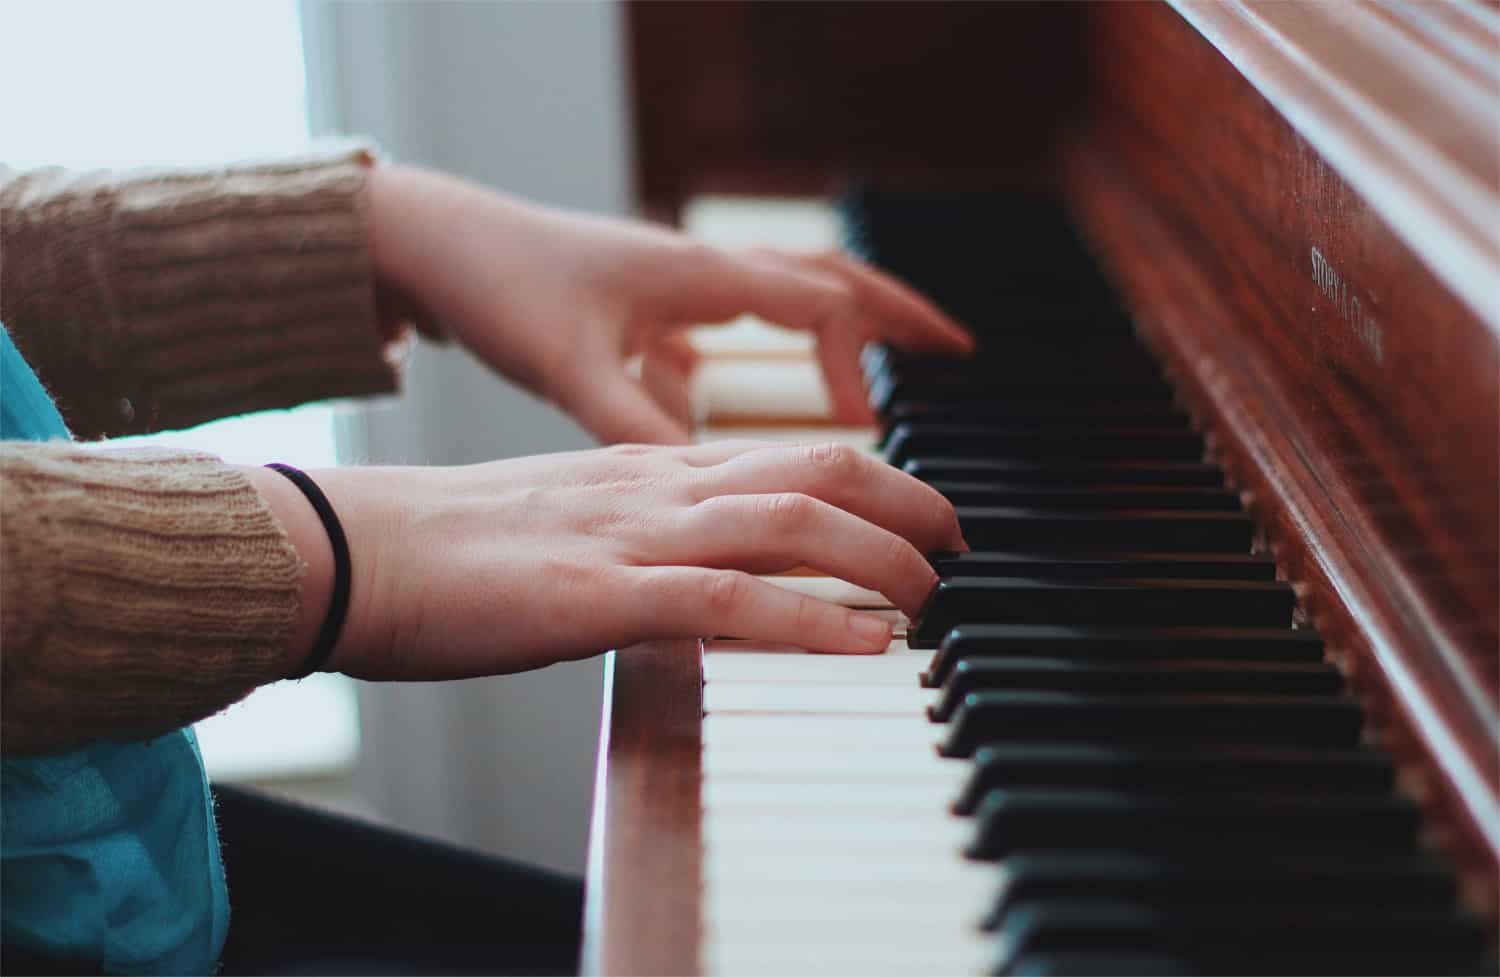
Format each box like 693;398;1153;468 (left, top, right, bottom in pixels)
848;612;892;651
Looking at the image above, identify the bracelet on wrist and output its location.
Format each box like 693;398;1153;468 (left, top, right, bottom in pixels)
264;463;351;678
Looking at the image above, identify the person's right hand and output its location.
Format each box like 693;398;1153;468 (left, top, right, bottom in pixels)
246;440;964;680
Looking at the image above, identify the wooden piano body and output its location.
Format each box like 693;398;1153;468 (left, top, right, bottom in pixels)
585;3;1499;973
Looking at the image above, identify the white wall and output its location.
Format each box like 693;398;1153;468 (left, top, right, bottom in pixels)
300;0;634;873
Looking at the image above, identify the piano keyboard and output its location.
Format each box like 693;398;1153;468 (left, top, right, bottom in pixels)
696;191;1488;976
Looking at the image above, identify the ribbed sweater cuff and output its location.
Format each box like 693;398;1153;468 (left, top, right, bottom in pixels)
0;142;401;439
1;443;303;754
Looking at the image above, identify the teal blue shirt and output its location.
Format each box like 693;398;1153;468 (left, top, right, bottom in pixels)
1;324;230;975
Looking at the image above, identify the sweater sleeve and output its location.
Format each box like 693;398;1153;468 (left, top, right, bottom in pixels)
0;441;304;755
0;144;404;440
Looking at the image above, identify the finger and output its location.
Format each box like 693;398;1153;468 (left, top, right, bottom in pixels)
756;248;974;354
819;251;975;353
672;439;781;466
651;333;701;374
687;248;853;336
637;351;696;434
814;318;877;426
697;441;966;554
562;372;693;445
629;566;893;654
670;493;939;615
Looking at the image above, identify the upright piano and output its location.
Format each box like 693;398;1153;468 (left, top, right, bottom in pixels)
584;3;1499;974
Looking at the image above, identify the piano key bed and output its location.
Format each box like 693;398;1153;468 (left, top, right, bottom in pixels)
695;191;1491;976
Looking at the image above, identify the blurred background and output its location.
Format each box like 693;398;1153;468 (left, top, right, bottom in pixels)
1;0;640;875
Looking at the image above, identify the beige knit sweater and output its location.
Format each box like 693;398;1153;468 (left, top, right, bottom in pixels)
1;145;403;754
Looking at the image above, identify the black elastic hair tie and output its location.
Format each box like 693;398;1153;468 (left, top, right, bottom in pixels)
265;463;351;678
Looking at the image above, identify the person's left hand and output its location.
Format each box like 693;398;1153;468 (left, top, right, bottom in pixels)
364;164;973;443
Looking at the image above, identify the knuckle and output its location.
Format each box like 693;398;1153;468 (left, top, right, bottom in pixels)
674;469;714;506
791;593;818;637
701;571;749;616
763;492;817;529
607;442;656;459
802;441;860;482
812;284;855;328
688;492;736;522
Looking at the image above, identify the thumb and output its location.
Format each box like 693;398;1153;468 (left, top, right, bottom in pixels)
563;371;694;445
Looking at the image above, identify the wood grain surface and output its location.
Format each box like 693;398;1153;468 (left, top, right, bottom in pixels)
626;0;1071;219
582;641;702;977
1068;0;1499;918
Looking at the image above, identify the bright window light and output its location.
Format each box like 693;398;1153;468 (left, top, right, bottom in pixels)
2;0;358;780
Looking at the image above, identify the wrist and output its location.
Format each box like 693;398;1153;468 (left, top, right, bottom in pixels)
241;466;333;678
243;464;403;678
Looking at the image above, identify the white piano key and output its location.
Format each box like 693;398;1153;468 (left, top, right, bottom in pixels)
705;812;972;849
707;913;980;942
704;681;931;715
703;750;967;785
704;848;989;885
703;713;942;749
702;745;945;768
704;636;926;657
707;937;994;977
692;359;833;422
704;651;926;684
704;779;955;812
706;873;991;904
700;618;981;974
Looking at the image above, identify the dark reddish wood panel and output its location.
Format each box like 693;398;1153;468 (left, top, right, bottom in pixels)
626;0;1073;216
582;641;702;976
1065;0;1498;918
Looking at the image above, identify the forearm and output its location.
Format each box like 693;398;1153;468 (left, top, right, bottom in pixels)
0;443;306;754
0;145;402;439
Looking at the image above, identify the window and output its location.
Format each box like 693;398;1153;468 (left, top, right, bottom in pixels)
2;0;359;782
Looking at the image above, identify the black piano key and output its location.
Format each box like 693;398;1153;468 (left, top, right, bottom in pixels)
871;376;1173;419
967;790;1419;859
941;692;1363;758
931;551;1278;581
930;658;1343;722
1004;950;1489;977
952;507;1252;554
993;901;1486;976
877;415;1195;454
904;458;1226;487
1003;951;1196;976
983;853;1455;930
882;401;1188;430
951;744;1394;814
909;579;1292;649
869;361;1165;401
863;338;1151;376
924;625;1326;687
870;369;1148;398
869;342;1160;375
945;303;1132;336
885;424;1202;467
929;482;1241;510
